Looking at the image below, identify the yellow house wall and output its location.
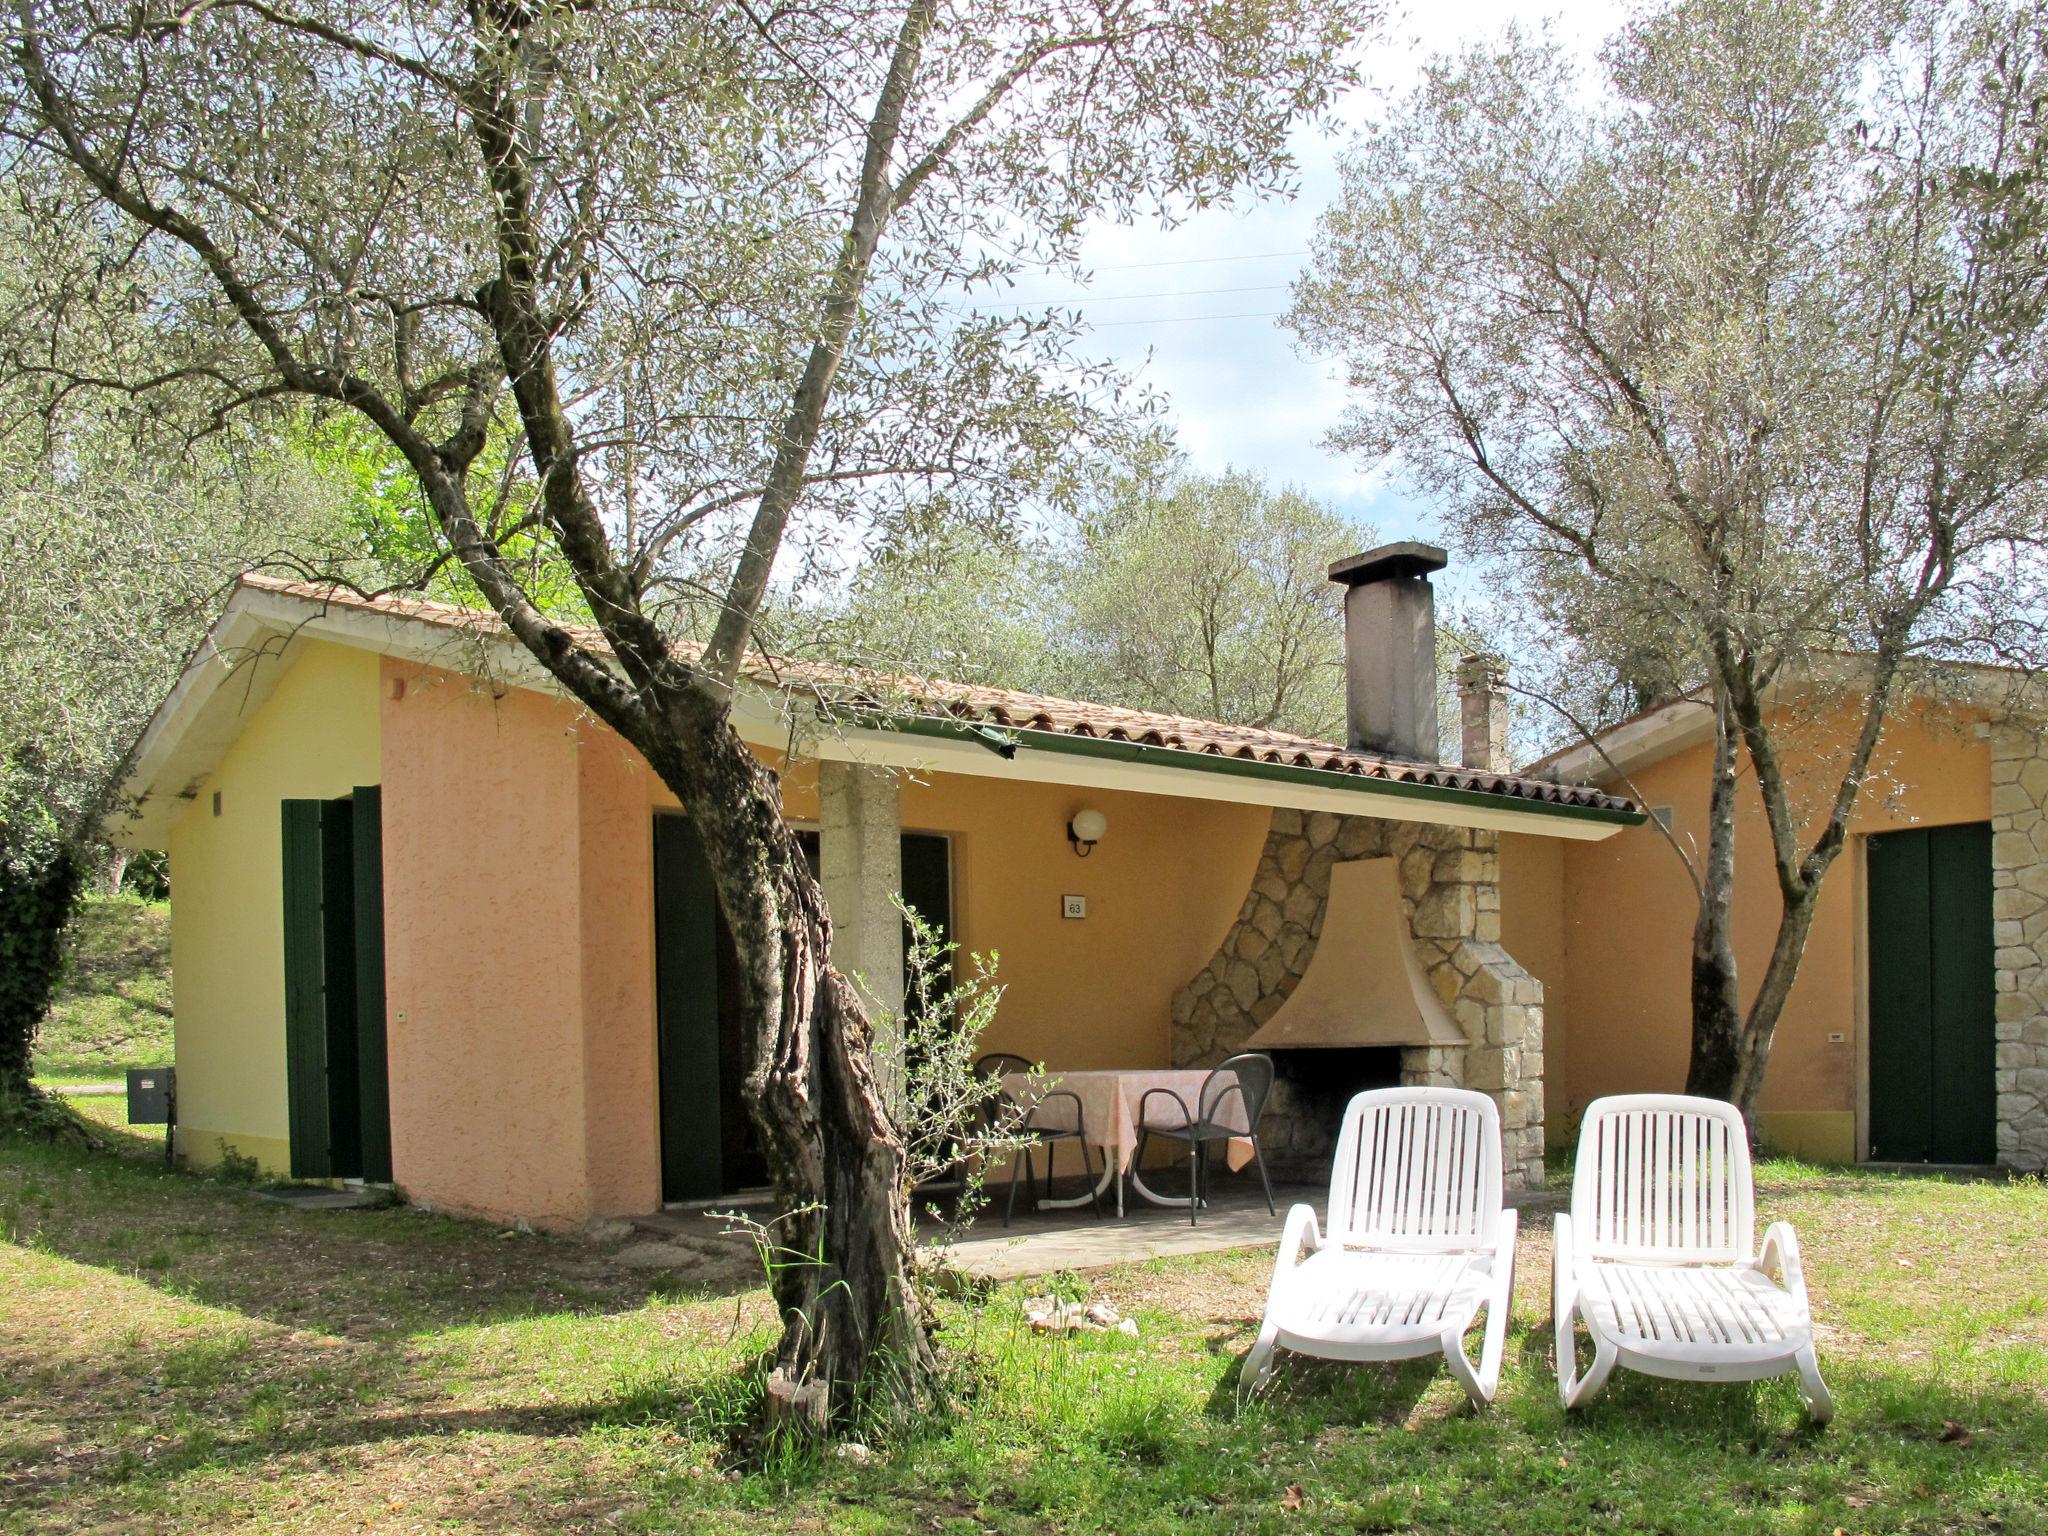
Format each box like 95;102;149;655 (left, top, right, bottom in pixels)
1552;699;1992;1161
167;642;383;1171
641;757;1272;1072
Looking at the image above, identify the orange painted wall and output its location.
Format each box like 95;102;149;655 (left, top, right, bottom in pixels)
379;661;601;1227
1544;700;1991;1154
382;682;1270;1221
1498;832;1566;1063
577;723;665;1218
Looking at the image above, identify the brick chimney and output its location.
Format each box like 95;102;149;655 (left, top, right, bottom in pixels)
1328;542;1448;762
1455;653;1510;772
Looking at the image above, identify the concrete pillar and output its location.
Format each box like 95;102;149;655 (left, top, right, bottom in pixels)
819;761;905;1101
1455;653;1511;773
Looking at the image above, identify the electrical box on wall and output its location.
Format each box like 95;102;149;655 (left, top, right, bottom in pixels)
1061;894;1087;919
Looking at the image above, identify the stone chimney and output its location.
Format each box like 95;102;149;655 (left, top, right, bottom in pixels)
1328;542;1448;761
1455;653;1510;772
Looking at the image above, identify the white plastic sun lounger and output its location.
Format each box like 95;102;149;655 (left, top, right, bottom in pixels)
1242;1088;1517;1409
1554;1093;1832;1423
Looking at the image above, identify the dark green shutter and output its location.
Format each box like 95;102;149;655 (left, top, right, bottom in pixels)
351;787;393;1182
281;800;332;1178
654;814;724;1202
280;792;393;1182
318;800;363;1175
1927;822;1996;1162
1868;822;1996;1164
900;833;953;1022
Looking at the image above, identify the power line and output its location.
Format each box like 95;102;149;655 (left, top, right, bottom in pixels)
1084;309;1287;329
972;281;1291;309
1087;247;1308;271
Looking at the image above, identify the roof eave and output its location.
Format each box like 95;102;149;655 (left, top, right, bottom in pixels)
823;712;1644;839
115;578;1645;849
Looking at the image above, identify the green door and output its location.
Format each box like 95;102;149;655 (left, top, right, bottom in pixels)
280;791;393;1181
1867;821;1996;1164
653;821;953;1202
653;814;725;1203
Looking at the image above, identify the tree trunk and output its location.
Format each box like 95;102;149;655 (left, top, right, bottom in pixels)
1685;702;1748;1103
1725;889;1825;1112
641;689;937;1428
1684;694;1850;1125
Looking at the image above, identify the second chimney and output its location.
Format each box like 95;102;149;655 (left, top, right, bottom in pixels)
1455;652;1510;772
1328;541;1447;762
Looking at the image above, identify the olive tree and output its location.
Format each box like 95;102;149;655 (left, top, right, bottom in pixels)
0;185;347;1127
1290;0;2048;1115
3;0;1377;1423
818;460;1369;741
1058;462;1364;739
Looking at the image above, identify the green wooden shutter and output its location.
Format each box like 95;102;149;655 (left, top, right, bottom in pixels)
318;799;363;1176
653;814;724;1202
1867;822;1996;1164
1927;822;1996;1164
281;799;333;1178
900;832;953;1024
351;787;393;1182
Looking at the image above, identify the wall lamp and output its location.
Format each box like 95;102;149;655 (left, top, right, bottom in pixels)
1067;808;1107;857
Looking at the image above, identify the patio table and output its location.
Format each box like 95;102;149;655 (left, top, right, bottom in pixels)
1000;1067;1253;1218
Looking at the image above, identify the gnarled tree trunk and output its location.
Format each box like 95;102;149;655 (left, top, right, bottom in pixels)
643;689;936;1428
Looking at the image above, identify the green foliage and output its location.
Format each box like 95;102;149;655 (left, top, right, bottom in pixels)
892;901;1026;1244
285;412;590;618
0;763;86;1098
1060;461;1361;739
31;895;172;1081
814;457;1369;742
210;1142;263;1187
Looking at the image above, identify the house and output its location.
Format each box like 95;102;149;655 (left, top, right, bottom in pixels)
1528;666;2048;1172
110;546;1639;1229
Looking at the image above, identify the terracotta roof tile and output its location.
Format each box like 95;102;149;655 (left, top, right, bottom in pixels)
237;573;1637;817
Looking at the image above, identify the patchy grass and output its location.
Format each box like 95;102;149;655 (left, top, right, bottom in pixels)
32;896;173;1084
2;1123;2044;1535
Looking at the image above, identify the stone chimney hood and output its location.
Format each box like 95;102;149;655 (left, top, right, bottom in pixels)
1330;541;1448;762
1243;858;1467;1051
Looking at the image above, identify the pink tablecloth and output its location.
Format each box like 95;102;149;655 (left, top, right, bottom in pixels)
1001;1068;1255;1170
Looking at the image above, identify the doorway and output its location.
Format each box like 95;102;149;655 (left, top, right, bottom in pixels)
1866;821;1996;1164
280;789;393;1181
652;816;953;1203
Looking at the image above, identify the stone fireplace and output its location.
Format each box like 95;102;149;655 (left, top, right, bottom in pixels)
1171;542;1549;1187
1169;807;1546;1186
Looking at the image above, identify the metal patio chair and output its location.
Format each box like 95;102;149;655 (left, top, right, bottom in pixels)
1134;1051;1276;1226
973;1052;1104;1226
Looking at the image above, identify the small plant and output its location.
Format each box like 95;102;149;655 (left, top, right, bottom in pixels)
888;901;1037;1253
213;1141;262;1186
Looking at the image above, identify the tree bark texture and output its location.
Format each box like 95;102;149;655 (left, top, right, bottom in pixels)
640;689;937;1424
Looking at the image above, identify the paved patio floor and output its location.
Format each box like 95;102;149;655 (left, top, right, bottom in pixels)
922;1177;1315;1282
629;1175;1567;1287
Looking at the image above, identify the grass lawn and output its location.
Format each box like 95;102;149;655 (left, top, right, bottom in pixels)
31;896;174;1085
3;1104;2044;1535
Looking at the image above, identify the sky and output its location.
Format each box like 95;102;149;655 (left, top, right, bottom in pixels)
985;0;1623;549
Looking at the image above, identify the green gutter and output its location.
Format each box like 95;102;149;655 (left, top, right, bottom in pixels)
858;711;1646;828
